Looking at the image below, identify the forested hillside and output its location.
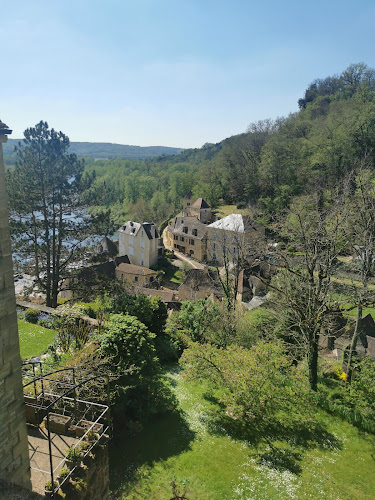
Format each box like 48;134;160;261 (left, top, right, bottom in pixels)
81;63;375;226
3;139;183;164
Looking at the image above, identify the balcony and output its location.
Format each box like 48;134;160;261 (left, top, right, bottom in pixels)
23;362;110;498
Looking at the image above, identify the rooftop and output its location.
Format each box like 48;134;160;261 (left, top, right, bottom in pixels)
208;213;262;233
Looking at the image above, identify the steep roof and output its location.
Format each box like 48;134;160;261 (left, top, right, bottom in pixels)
97;236;118;255
116;263;157;276
183;190;193;199
208;214;262;233
118;221;159;240
191;197;210;209
168;216;207;239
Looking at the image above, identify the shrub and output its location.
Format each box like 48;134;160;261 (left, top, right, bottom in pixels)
24;307;39;324
181;340;314;427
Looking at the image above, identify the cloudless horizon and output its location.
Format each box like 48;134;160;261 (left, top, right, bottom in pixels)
2;0;375;149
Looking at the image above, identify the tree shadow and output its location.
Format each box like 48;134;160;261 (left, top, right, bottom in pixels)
109;407;195;493
205;406;342;476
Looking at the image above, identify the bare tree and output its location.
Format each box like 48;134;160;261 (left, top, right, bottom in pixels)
267;195;349;391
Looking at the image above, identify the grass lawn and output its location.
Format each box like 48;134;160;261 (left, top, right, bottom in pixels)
163;265;185;283
110;367;375;500
18;319;57;359
215;204;252;218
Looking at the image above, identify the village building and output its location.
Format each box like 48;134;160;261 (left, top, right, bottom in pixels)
183;190;193;214
166;216;208;260
115;262;157;286
96;236;118;256
206;214;265;266
185;197;212;223
118;221;164;268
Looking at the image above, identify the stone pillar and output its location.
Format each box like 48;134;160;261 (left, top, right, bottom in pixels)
0;133;31;489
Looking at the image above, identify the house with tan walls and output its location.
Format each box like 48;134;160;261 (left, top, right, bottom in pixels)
118;221;164;268
206;214;265;266
115;263;157;286
166;216;208;260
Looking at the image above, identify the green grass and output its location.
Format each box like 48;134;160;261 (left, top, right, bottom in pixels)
110;367;375;500
18;319;57;359
215;204;252;218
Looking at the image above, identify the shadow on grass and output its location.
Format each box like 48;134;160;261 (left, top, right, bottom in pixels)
204;401;342;475
109;407;195;493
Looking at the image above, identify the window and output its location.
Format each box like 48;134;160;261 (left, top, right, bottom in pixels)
135;276;139;282
189;239;195;245
141;252;144;260
193;229;198;236
129;247;134;256
141;239;145;248
174;235;178;240
141;261;144;266
180;236;184;242
213;232;217;240
213;243;216;250
174;244;177;248
183;226;188;234
130;236;134;245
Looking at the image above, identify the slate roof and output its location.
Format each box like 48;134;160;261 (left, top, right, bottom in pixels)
118;221;160;239
191;197;210;209
168;216;207;239
97;236;118;255
183;190;193;200
116;263;157;276
208;214;262;233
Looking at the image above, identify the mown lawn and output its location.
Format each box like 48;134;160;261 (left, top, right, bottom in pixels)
110;367;375;500
18;319;57;359
215;204;252;218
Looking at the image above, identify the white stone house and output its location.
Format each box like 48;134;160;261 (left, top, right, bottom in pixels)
118;221;164;268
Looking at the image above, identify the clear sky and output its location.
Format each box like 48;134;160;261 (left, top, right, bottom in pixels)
2;0;375;148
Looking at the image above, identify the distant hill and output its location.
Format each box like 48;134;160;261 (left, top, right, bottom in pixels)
3;139;184;164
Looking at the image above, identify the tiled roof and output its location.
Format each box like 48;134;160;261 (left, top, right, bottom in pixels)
191;197;210;209
168;216;207;239
137;287;174;302
116;263;157;275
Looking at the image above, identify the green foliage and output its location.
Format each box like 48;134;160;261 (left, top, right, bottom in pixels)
98;314;159;377
24;307;39;324
109;292;167;335
181;341;313;427
167;299;219;347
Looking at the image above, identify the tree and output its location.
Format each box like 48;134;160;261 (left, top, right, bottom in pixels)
268;196;349;391
181;340;313;428
344;167;375;381
6;121;98;307
110;292;168;335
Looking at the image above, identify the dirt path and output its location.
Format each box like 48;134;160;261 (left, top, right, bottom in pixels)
163;229;205;270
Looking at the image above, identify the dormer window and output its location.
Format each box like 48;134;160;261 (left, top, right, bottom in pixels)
193;229;198;237
183;226;188;234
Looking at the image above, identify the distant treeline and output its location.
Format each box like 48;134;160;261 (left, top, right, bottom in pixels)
3;139;184;164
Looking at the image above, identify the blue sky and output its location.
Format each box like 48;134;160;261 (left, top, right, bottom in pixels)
2;0;375;148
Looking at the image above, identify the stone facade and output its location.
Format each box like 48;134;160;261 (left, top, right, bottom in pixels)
0;134;32;489
118;221;163;268
166;216;208;260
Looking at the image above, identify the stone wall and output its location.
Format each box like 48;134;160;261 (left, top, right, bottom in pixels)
0;136;31;489
58;444;109;500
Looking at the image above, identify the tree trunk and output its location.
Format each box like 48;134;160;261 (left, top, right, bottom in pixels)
346;303;362;384
308;336;319;391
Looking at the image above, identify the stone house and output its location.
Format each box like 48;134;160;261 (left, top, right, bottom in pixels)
96;236;118;256
115;263;157;286
183;190;193;214
166;216;208;260
178;269;223;301
118;221;164;268
186;197;212;223
206;214;265;266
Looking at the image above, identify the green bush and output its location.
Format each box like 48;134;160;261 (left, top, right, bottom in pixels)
24;307;39;324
